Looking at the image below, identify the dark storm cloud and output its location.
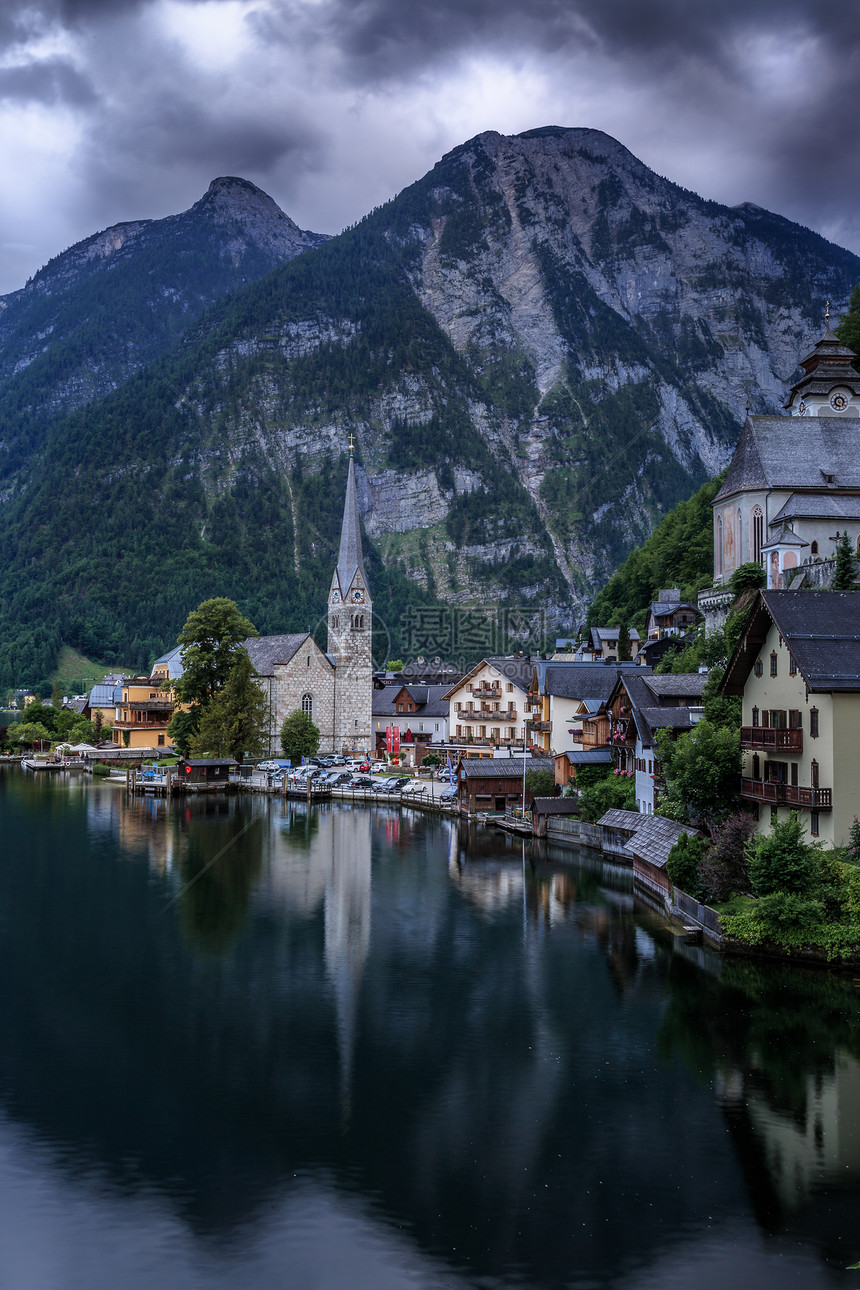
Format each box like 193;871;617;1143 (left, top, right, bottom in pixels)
258;0;860;83
0;59;97;107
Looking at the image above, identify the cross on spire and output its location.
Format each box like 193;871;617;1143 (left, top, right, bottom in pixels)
348;431;355;454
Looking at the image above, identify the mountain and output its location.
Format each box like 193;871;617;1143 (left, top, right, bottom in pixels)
0;177;327;474
1;127;859;688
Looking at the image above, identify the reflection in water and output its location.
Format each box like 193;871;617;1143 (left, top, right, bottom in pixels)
0;767;858;1287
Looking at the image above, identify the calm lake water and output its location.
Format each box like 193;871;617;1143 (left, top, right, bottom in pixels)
1;767;858;1289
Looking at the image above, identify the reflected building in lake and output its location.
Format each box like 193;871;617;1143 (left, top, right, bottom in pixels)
718;1052;860;1210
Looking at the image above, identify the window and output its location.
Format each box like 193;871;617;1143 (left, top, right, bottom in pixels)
158;734;165;746
435;723;439;732
791;763;798;787
810;707;819;738
754;659;763;677
307;655;311;667
301;692;313;719
771;806;778;826
752;754;760;780
810;811;819;836
507;683;514;693
770;652;778;677
789;709;802;728
752;507;764;563
752;706;759;727
789;653;797;676
332;615;339;630
811;541;819;556
716;514;723;576
354;719;359;728
811;760;819;789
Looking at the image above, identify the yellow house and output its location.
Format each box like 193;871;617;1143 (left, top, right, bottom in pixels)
722;589;860;847
112;675;177;750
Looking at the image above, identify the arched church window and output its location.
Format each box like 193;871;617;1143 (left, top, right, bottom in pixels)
752;507;763;563
716;514;723;576
737;511;742;562
332;615;339;630
302;692;314;720
811;541;819;556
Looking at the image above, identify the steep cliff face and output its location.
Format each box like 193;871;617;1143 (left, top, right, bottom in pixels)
1;128;859;686
0;177;327;468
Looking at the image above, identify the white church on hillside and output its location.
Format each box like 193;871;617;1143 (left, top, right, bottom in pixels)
712;321;860;590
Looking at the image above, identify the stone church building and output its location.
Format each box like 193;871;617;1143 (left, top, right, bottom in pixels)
712;322;860;590
245;450;373;755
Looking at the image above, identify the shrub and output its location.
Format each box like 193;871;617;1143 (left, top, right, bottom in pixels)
666;833;707;901
747;813;819;897
91;762;112;777
577;772;636;823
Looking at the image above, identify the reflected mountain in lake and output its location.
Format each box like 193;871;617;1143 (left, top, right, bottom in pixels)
0;767;858;1288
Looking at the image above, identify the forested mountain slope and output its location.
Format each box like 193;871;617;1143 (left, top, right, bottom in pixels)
2;126;859;688
0;177;327;475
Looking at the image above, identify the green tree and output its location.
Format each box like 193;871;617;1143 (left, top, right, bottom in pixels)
665;832;707;901
12;722;51;748
281;710;320;763
524;769;556;796
51;680;63;710
172;598;258;707
729;562;766;597
835;282;860;368
747;812;819;897
385;659;404;672
167;707;199;758
92;709;104;742
617;623;631;661
656;719;741;828
422;751;442;767
577;772;636;823
832;531;857;590
190;653;269;762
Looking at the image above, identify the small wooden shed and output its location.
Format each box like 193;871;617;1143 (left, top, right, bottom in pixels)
178;757;236;785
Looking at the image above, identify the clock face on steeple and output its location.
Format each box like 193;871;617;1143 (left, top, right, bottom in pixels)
351;588;365;604
331;590;341;605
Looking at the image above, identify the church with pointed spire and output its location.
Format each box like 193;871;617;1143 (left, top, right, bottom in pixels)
243;449;373;754
712;315;860;591
327;445;373;750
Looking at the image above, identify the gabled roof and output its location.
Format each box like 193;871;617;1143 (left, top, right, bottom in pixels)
716;414;860;499
245;634;320;677
722;590;860;694
643;673;708;698
443;657;534;699
590;626;641;644
458;757;554;779
760;522;809;552
649;598;700;618
153;644;185;679
596;810;698;868
372;684;450;718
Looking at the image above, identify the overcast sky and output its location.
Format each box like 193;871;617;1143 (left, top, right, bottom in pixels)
1;0;860;294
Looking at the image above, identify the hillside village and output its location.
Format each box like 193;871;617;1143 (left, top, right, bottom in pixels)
6;315;860;878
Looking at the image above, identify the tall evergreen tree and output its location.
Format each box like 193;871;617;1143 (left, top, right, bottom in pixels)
835;283;860;369
190;653;269;762
832;531;858;590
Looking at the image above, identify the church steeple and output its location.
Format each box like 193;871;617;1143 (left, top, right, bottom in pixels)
335;451;366;596
785;314;860;416
327;446;372;753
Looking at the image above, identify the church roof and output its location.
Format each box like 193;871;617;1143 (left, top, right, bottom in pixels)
715;414;860;499
760;522;809;552
336;454;366;595
244;634;316;677
771;493;860;525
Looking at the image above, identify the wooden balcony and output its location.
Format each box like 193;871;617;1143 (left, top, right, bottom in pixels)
456;707;516;720
471;685;501;699
741;778;832;809
741;726;802;752
529;721;551;733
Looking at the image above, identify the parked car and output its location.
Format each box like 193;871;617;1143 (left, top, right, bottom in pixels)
327;771;353;786
439;785;459;801
349;775;372;788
